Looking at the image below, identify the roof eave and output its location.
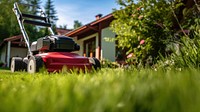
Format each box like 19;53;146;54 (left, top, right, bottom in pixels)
66;26;88;37
65;13;113;37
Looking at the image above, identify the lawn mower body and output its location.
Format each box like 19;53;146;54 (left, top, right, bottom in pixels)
36;52;92;72
11;3;100;73
30;35;92;72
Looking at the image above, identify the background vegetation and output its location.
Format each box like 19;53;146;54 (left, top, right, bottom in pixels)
111;0;200;68
0;0;68;42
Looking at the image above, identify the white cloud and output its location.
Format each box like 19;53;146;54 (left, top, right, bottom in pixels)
55;4;79;28
55;4;99;29
55;5;111;29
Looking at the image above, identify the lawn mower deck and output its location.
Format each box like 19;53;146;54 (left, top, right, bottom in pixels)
31;52;93;73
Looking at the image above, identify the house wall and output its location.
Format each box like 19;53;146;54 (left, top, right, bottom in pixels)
0;46;7;64
0;45;27;66
101;27;116;61
10;47;27;58
73;28;116;61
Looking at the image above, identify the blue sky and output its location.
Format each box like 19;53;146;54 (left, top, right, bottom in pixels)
43;0;119;28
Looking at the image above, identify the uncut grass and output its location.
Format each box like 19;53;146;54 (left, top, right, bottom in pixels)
0;69;200;112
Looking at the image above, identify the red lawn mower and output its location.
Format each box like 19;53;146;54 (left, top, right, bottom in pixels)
11;2;100;73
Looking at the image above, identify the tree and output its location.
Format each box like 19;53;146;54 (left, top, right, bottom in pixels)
111;0;198;66
59;24;68;29
73;20;82;29
44;0;58;24
0;0;46;41
44;0;58;35
111;0;173;65
28;0;42;15
0;0;22;41
24;0;44;41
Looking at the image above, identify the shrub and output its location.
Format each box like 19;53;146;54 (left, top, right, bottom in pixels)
156;18;200;70
101;59;119;68
111;0;173;66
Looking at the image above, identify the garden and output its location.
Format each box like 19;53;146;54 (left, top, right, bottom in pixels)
0;0;200;112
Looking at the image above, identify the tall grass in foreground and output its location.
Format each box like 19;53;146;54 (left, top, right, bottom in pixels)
157;18;200;70
156;37;200;71
0;69;200;112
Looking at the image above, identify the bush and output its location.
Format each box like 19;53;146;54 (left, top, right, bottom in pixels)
156;18;200;70
111;0;173;66
0;61;4;67
101;59;119;68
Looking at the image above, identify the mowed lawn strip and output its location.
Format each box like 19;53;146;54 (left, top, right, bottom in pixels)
0;68;200;112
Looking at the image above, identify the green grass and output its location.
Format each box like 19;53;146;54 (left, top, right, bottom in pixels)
0;68;200;112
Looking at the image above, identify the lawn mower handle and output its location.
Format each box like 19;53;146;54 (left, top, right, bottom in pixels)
13;2;55;56
13;2;32;56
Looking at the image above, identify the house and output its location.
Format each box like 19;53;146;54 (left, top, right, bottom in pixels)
0;35;27;67
65;14;116;61
0;14;116;67
0;28;73;68
0;29;70;68
56;28;72;35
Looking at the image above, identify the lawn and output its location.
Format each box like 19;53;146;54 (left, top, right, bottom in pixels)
0;68;200;112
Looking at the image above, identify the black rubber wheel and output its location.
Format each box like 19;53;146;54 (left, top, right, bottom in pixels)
89;57;101;70
22;57;28;71
27;56;44;73
11;57;24;72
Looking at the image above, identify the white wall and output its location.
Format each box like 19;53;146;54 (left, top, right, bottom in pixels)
0;45;27;66
0;46;7;63
72;28;116;61
101;27;116;62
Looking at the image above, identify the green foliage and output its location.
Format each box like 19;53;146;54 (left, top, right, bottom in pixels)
0;0;21;41
59;24;68;29
156;18;200;70
27;0;42;15
21;0;46;41
0;0;48;41
111;0;199;68
44;0;58;24
174;38;200;68
1;69;200;112
73;20;82;29
44;0;58;35
101;59;119;68
0;61;4;67
111;0;174;66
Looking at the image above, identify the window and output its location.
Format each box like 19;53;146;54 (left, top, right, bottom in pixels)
83;37;96;57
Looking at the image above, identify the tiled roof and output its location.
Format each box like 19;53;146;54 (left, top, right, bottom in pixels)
56;28;72;35
0;35;25;47
4;35;23;41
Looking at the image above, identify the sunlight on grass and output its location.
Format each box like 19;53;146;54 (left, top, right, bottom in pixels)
0;68;200;112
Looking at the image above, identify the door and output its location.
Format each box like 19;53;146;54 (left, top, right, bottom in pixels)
83;37;96;57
